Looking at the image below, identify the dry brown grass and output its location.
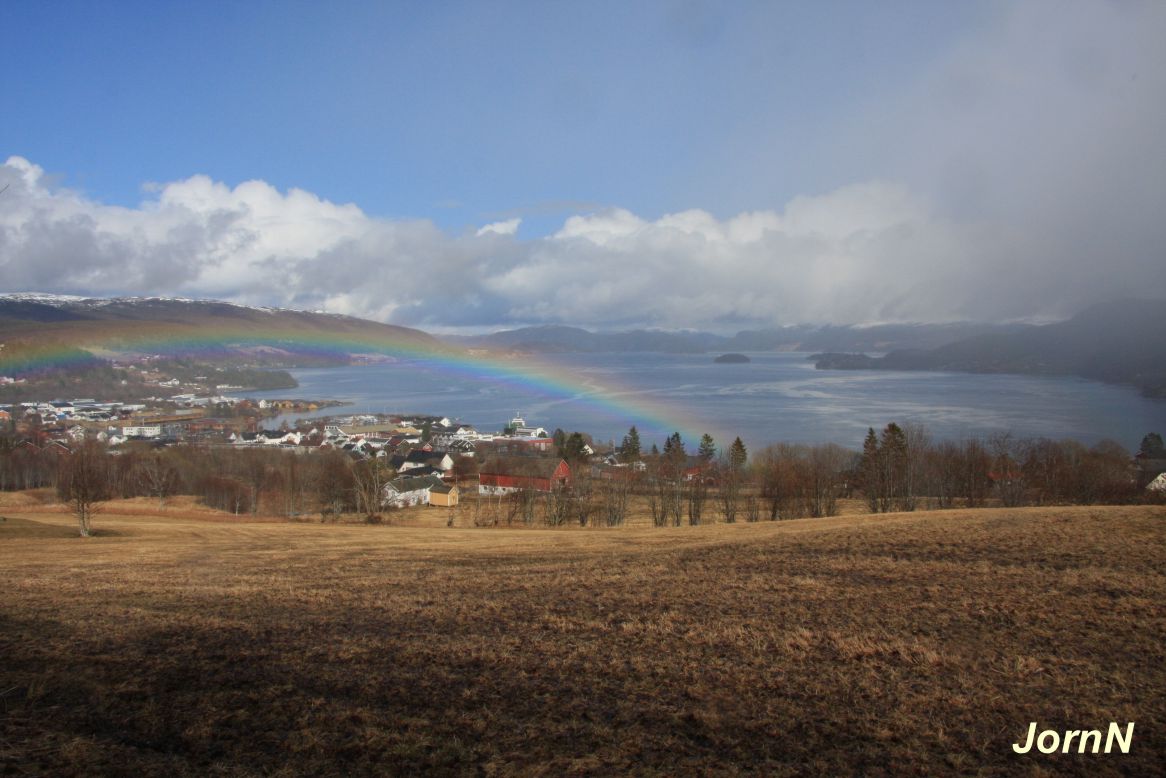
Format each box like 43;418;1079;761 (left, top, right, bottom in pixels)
1;502;1163;776
0;489;57;509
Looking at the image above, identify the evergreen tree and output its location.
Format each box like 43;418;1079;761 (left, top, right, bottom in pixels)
861;427;881;513
658;432;687;527
620;426;642;463
1139;432;1165;459
880;423;908;512
563;431;588;462
728;437;747;471
698;433;717;461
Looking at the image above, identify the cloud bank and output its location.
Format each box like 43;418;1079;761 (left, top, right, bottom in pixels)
1;152;1162;331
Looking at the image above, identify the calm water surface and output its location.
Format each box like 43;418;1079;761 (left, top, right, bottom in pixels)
247;353;1165;452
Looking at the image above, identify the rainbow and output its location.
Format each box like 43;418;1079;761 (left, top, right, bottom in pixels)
0;324;712;445
404;350;711;445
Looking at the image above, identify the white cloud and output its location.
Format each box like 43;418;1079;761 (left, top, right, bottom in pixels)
553;208;646;245
1;133;1163;331
475;218;521;237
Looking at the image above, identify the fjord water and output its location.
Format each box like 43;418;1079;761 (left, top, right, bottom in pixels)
253;352;1164;451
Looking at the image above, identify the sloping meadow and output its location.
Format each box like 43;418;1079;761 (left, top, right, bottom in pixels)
2;505;1163;775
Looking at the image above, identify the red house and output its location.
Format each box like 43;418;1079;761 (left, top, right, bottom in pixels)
478;457;571;495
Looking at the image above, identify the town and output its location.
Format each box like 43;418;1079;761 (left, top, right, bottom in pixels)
0;392;612;518
3;386;1165;536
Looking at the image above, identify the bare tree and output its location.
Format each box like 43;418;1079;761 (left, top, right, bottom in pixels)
507;488;537;526
568;471;596;527
239;449;274;516
718;462;741;523
687;474;708;525
646;454;683;527
805;444;850;518
278;452;309;518
929;440;962;509
756;443;850;519
315;449;356;516
989;432;1027;507
452;454;479;483
352;456;394;518
901;423;931;511
596;470;632;526
543;483;571;526
744;493;761;522
57;440;110;537
960;437;993;507
136;451;178;509
756;444;802;519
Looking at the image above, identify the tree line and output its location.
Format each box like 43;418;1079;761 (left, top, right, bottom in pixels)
623;424;1159;526
1;424;1161;537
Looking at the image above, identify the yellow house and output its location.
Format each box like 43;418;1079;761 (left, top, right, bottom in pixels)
429;482;459;507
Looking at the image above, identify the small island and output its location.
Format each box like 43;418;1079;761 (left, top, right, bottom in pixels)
714;353;751;364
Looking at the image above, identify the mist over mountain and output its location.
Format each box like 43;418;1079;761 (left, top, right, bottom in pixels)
446;326;719;354
813;299;1166;397
445;321;1028;355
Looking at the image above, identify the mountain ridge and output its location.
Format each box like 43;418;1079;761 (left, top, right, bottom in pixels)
812;299;1166;398
443;321;1031;355
4;294;1161;398
0;295;450;375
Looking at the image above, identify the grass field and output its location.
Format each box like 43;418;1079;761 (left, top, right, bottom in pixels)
1;500;1163;776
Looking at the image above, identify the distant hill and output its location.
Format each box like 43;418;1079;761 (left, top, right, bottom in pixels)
446;322;1021;355
714;353;751;364
813;299;1166;398
728;322;1033;354
0;295;449;375
446;325;722;354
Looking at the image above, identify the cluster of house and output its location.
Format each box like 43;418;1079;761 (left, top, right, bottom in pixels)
4;399;149;424
225;413;589;510
380;456;580;511
1;390;339;450
3;400;593;510
1;399;191;446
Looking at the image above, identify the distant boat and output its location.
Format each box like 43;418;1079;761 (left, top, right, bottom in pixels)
714;353;750;364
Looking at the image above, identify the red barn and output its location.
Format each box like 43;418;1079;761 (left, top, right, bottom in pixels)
478;457;570;495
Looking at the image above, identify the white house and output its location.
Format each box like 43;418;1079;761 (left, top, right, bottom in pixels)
392;451;455;473
382;474;447;508
122;425;162;439
266;431;302;446
507;413;548;438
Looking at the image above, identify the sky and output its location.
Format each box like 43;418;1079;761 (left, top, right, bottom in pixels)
1;0;1163;333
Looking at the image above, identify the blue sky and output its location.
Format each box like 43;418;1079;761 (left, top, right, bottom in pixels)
2;1;1163;330
4;1;982;230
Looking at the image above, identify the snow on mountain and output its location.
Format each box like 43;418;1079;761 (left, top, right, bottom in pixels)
0;293;291;316
0;292;92;305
